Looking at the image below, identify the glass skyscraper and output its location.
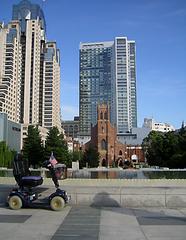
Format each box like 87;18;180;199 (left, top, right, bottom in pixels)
79;41;114;136
79;37;137;137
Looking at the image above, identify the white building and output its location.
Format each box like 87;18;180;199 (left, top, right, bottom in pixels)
0;112;21;151
0;0;61;135
0;21;22;123
143;118;175;132
43;42;61;130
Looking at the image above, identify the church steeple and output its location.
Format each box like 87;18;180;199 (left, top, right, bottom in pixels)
97;104;110;121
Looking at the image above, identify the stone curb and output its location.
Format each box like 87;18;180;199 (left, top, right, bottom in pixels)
1;177;186;207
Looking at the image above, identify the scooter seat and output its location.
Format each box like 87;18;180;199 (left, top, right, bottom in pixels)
20;176;43;187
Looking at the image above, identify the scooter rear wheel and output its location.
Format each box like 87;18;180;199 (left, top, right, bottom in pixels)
8;195;22;210
50;196;65;211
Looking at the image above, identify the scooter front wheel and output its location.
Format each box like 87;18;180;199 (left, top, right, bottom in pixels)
50;196;65;211
8;195;22;210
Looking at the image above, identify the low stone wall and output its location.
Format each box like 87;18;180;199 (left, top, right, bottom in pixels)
65;186;186;208
1;178;186;208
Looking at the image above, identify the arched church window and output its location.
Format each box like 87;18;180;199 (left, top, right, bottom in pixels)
104;112;107;120
102;127;104;133
101;139;107;150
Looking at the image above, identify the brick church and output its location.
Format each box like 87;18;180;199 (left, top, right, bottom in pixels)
85;104;143;167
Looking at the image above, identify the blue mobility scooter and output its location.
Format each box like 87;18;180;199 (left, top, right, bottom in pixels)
8;153;70;211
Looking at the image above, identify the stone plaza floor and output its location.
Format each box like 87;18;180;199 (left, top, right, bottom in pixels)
0;205;186;240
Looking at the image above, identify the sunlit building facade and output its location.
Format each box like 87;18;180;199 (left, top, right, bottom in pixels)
79;37;137;137
0;0;61;131
43;42;61;130
0;21;22;123
143;118;175;132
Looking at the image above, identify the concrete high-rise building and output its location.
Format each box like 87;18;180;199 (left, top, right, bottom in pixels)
43;42;61;130
115;37;137;133
0;0;61;131
79;37;137;137
12;0;46;125
0;21;22;123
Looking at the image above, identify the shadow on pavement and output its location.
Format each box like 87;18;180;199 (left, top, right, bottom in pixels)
91;191;121;207
90;191;186;225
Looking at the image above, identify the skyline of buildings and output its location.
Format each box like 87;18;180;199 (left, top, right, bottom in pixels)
0;0;181;152
0;0;61;131
79;37;137;137
1;0;185;131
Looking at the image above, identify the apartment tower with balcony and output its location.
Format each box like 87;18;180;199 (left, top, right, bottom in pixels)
0;0;61;131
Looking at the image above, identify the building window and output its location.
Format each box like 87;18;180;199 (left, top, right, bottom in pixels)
102;127;104;133
104;112;108;120
12;126;21;132
101;139;107;150
119;150;122;155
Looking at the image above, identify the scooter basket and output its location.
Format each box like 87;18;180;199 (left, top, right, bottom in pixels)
54;164;67;180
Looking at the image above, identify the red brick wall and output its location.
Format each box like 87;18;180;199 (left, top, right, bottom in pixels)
85;104;145;166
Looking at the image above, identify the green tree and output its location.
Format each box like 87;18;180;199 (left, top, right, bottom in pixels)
142;125;186;168
69;150;83;162
177;124;186;167
82;146;99;168
161;131;179;167
22;125;44;168
142;131;165;167
0;141;15;168
178;123;186;153
45;127;71;167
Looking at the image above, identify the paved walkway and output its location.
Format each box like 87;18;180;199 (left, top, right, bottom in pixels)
1;205;186;240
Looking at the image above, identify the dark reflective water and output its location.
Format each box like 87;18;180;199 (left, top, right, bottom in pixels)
71;169;186;179
1;168;186;179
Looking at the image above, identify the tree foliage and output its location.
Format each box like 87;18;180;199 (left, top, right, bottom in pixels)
0;141;15;168
69;150;83;163
142;125;186;168
45;127;71;167
82;146;99;168
22;125;44;168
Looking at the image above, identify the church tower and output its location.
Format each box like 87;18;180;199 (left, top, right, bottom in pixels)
91;104;116;167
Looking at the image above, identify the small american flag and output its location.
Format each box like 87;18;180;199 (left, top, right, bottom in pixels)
49;152;58;166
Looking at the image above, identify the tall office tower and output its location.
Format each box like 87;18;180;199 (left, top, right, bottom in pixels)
79;37;137;137
12;0;46;125
79;41;114;136
115;37;137;134
0;0;61;130
43;42;61;130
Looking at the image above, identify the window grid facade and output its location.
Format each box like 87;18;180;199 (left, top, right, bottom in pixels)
79;37;137;136
0;0;61;132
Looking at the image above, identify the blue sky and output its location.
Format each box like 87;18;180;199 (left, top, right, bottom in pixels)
1;0;186;129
